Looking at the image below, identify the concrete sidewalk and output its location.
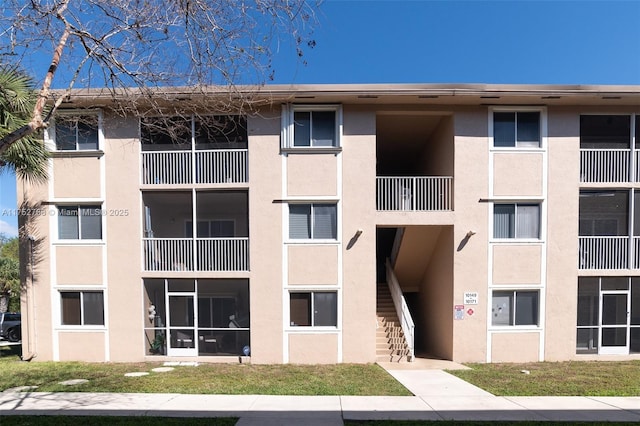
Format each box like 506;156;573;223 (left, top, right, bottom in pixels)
1;360;639;424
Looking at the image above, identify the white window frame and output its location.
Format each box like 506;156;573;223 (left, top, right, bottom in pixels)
47;110;103;153
58;289;105;327
491;289;540;328
55;203;104;242
288;202;338;241
281;104;342;150
490;108;544;149
492;202;541;241
288;290;338;328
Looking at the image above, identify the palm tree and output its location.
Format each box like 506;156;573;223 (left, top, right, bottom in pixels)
0;66;48;182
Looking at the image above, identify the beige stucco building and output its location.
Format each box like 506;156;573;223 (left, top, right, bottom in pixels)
17;83;640;364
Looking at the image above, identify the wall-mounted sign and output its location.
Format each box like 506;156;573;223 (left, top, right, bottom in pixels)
454;304;465;320
464;292;479;305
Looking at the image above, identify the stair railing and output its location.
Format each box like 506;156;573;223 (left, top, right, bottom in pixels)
385;258;415;361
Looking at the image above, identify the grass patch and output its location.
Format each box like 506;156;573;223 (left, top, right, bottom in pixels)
0;354;409;396
448;361;640;396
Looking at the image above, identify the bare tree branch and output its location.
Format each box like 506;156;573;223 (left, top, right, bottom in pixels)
0;0;321;151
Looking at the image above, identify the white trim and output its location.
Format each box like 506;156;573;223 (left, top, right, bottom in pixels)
281;107;290;363
281;104;342;149
100;139;109;361
46;109;103;152
486;106;548;362
336;114;343;362
280;103;344;363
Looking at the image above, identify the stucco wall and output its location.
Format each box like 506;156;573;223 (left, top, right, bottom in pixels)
247;109;284;364
451;107;490;362
341;106;377;363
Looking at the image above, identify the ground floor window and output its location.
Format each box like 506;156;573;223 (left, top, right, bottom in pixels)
60;290;104;326
289;291;337;327
577;276;640;354
491;290;539;326
143;278;250;357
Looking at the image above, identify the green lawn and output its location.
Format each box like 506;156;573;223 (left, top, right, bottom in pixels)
448;360;640;396
0;350;410;396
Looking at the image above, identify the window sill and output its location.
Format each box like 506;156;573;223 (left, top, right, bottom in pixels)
53;240;105;246
286;327;340;332
490;239;544;244
489;326;541;332
51;150;105;158
55;326;106;331
490;147;544;152
285;239;340;245
281;147;342;155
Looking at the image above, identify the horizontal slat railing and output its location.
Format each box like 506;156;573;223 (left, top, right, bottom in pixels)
376;177;452;211
580;149;630;183
143;238;194;271
578;236;629;270
142;149;248;185
141;151;192;185
197;238;249;271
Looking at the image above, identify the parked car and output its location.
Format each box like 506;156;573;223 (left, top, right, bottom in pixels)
0;312;21;342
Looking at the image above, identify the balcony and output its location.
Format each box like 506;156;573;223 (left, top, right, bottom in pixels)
141;149;248;185
143;237;249;272
142;190;249;273
376;177;452;211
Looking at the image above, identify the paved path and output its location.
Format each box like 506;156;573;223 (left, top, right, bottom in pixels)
1;360;639;424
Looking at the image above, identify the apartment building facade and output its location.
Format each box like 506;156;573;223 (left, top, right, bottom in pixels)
18;83;640;363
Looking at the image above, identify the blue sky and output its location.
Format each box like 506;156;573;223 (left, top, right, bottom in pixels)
1;0;639;237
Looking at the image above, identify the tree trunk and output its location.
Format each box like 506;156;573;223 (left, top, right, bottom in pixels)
0;293;9;313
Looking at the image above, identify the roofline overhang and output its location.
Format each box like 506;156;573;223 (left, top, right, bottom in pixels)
55;83;640;109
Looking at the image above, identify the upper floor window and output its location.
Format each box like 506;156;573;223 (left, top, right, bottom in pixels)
289;203;337;240
282;105;341;149
54;114;99;151
493;203;540;239
58;205;102;240
493;111;540;148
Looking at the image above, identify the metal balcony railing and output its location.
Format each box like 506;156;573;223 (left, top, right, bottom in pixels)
141;149;248;185
143;237;249;272
580;149;630;183
376;176;452;211
578;236;629;270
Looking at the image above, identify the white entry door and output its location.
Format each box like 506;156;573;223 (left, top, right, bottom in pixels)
167;292;198;356
599;292;630;355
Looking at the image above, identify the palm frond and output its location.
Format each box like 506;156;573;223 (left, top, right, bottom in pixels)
0;65;47;182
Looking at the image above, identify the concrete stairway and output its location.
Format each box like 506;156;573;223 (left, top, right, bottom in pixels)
376;282;411;363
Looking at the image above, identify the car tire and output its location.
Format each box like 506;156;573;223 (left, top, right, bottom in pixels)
7;327;20;342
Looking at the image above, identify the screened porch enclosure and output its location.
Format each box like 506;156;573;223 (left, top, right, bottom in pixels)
140;115;248;185
580;115;640;183
144;279;250;357
578;190;640;270
142;191;249;272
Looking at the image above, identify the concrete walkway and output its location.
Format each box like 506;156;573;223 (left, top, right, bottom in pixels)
1;359;639;424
